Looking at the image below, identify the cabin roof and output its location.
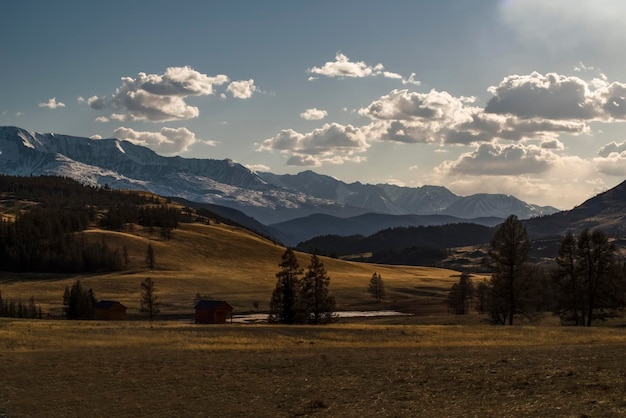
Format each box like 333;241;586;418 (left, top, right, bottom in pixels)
194;300;233;311
94;300;126;310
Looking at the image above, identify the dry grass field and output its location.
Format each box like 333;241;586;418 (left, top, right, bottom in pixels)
0;222;470;317
2;218;626;417
1;319;625;417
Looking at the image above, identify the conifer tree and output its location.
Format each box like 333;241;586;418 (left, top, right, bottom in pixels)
63;280;96;319
269;248;303;324
299;254;336;324
368;272;385;303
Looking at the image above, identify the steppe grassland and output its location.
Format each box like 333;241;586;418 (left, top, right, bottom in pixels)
1;319;626;417
0;222;468;315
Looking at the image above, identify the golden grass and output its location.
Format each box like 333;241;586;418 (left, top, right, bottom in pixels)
0;222;470;316
1;319;626;417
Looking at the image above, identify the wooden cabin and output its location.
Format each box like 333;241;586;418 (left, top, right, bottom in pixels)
94;300;127;320
194;300;233;324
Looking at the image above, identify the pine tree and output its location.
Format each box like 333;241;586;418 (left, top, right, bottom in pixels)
63;280;96;319
299;254;336;324
269;248;303;324
368;272;385;303
487;215;535;325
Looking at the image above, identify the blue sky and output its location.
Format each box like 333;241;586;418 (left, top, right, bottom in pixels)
3;0;626;209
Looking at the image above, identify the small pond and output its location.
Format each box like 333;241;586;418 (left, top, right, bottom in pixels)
231;310;411;323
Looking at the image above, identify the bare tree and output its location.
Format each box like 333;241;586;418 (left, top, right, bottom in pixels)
145;243;156;270
140;277;160;320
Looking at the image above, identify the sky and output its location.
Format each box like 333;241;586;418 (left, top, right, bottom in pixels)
3;0;626;210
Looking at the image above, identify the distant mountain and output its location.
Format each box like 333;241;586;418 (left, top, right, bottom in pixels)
441;193;557;219
269;213;504;246
0;126;559;224
524;178;626;239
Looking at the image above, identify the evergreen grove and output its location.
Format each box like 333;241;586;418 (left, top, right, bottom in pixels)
269;249;336;324
447;215;626;326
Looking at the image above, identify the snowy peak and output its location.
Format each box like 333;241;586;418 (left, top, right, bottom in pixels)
0;126;559;224
442;193;554;219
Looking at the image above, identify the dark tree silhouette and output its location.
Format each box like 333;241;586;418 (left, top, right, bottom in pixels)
140;277;160;320
269;248;303;324
298;254;336;324
447;272;474;314
487;215;537;325
368;272;385;303
63;280;96;320
145;243;156;270
553;229;624;326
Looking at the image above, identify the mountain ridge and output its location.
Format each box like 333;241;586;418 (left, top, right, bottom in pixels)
0;126;558;224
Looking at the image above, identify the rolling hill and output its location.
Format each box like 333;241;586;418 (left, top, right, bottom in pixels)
0;176;465;317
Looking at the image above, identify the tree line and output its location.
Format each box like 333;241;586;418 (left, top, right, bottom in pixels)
447;215;626;326
0;290;43;319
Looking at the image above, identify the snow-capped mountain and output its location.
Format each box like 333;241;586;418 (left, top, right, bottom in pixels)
0;126;559;224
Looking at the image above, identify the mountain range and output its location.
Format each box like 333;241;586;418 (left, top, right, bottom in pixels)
0;126;558;228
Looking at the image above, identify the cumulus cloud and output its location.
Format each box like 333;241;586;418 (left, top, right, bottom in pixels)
437;142;558;176
594;140;626;176
485;72;626;122
95;116;109;123
307;52;417;84
227;79;257;99
90;134;103;140
358;88;587;145
597;140;626;157
300;108;328;120
113;126;200;155
87;66;243;122
38;97;65;109
258;122;370;166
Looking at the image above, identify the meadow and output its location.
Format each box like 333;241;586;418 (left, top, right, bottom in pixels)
1;319;625;417
2;220;626;417
0;222;470;318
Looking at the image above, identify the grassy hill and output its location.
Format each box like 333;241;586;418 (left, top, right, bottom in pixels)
0;177;469;318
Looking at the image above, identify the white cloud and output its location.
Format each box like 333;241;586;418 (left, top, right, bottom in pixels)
113;126;199;155
597;140;626;157
87;66;230;122
437;142;558;176
227;79;257;99
485;72;626;122
38;97;65;109
258;122;370;166
594;140;626;176
90;134;103;140
307;52;415;83
110;113;126;121
95;116;109;123
245;163;270;172
300;108;328;120
308;52;381;78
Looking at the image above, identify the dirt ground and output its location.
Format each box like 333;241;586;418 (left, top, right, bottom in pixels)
1;320;626;417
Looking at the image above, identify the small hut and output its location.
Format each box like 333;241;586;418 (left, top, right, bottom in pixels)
94;300;127;320
194;300;233;324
